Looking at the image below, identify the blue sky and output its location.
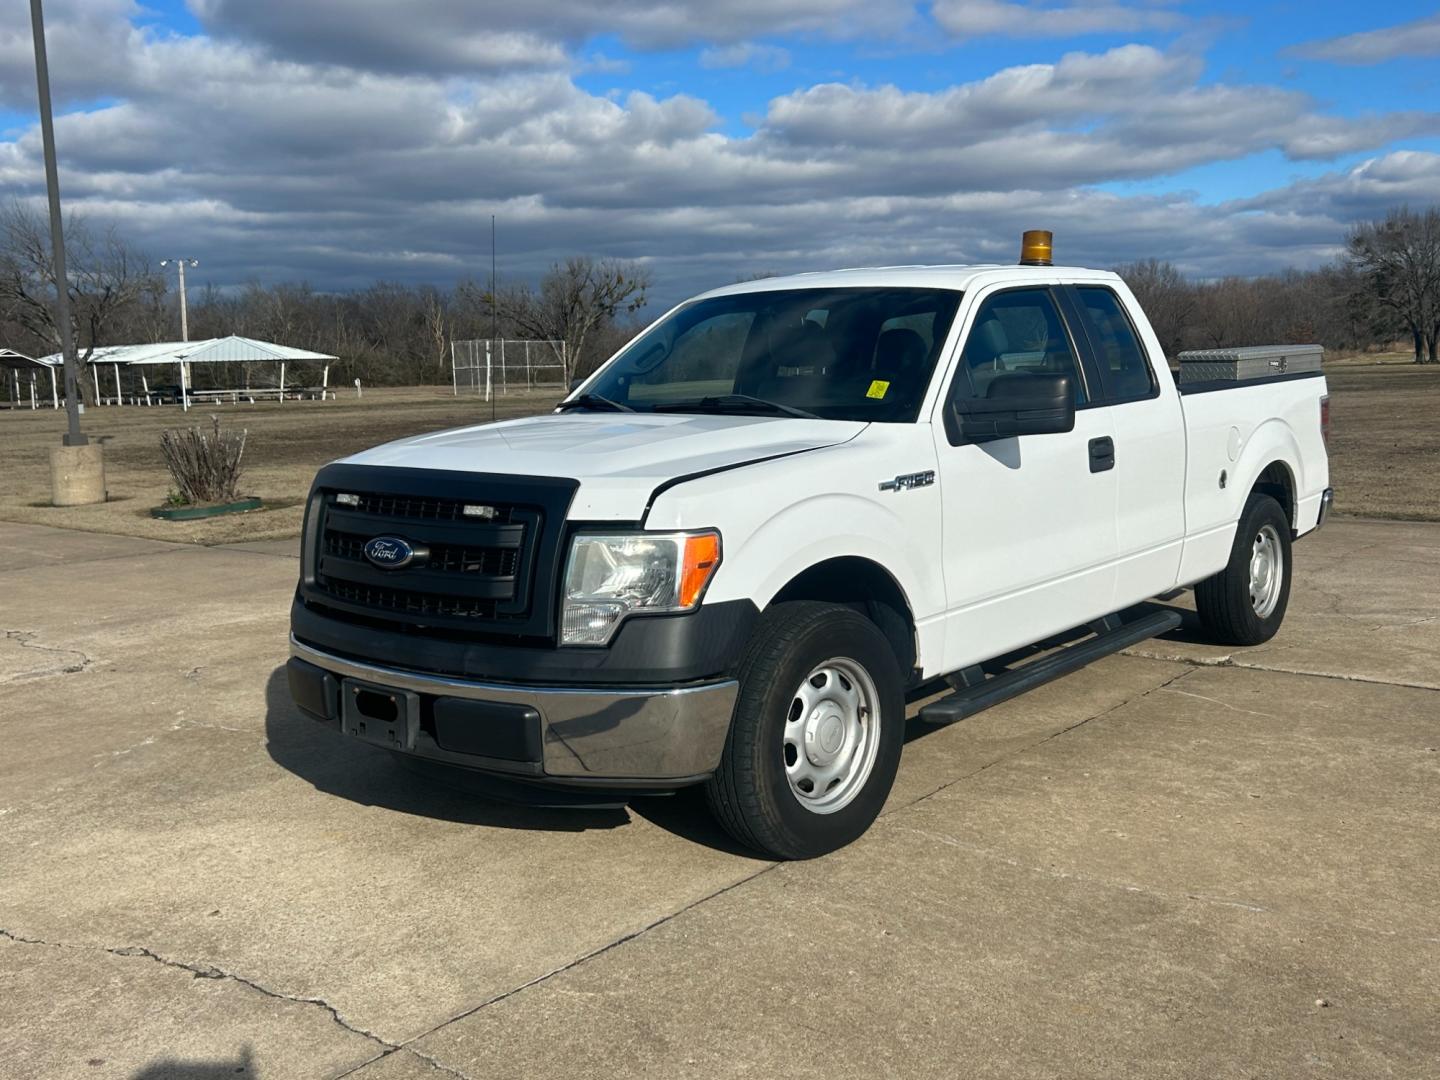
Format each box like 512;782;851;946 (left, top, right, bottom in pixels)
2;1;1439;302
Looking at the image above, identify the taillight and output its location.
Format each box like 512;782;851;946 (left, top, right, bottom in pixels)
1320;396;1330;447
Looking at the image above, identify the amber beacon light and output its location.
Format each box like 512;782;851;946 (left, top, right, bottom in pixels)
1019;230;1053;266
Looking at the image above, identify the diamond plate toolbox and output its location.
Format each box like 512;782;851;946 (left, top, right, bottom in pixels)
1176;344;1323;384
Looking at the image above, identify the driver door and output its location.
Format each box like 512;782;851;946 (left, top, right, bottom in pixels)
931;285;1119;672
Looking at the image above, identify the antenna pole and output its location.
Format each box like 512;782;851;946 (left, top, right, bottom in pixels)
490;214;497;422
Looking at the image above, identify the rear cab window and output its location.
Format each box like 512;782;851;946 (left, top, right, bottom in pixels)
1065;286;1158;404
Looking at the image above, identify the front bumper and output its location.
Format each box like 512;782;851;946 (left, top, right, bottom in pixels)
288;636;737;785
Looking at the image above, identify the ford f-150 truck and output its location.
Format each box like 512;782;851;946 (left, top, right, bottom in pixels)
288;233;1332;859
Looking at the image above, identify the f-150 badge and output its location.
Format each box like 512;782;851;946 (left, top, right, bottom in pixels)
878;470;936;492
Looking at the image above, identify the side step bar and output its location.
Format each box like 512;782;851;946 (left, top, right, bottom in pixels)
918;609;1182;725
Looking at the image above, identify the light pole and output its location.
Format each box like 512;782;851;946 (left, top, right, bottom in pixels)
28;0;83;448
160;258;198;341
30;0;105;505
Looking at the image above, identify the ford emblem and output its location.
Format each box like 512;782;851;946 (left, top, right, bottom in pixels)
363;535;418;570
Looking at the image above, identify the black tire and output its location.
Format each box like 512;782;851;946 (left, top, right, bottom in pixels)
1194;493;1292;646
704;601;906;860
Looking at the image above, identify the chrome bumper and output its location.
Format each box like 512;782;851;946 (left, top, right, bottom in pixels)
1315;487;1335;531
289;637;737;783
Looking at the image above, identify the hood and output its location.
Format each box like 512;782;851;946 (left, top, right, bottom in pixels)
341;411;866;519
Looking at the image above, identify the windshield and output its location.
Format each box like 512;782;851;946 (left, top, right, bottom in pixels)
579;287;963;422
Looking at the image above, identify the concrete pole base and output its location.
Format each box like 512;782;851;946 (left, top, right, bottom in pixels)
50;443;107;507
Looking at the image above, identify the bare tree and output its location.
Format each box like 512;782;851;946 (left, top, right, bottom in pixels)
0;201;160;400
1115;258;1195;361
418;286;450;380
1347;206;1440;363
490;256;650;379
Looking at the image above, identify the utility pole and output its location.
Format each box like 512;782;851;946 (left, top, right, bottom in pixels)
28;0;84;447
160;258;198;340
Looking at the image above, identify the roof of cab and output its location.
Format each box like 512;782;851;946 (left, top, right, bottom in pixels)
697;263;1121;299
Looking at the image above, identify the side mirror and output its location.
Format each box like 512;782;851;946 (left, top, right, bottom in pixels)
946;372;1075;444
569;378;585;392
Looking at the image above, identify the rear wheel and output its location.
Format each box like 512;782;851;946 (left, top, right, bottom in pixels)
704;601;905;859
1194;493;1292;646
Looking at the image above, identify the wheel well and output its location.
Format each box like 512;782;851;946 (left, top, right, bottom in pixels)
770;557;918;677
1252;460;1296;531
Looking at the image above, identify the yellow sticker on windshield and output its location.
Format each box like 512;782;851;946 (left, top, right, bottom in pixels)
866;379;890;400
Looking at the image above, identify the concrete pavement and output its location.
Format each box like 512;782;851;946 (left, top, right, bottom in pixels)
1;518;1436;1078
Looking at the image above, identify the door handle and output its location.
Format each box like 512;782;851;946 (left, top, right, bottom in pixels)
1088;436;1115;473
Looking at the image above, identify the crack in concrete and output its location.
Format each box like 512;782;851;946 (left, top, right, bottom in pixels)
1123;647;1440;693
0;928;396;1055
1157;686;1277;719
1309;585;1370;629
0;544;193;577
338;1047;481;1080
2;629;94;681
335;667;1208;1076
328;864;789;1080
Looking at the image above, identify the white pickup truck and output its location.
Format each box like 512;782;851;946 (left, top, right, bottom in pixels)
288;237;1332;859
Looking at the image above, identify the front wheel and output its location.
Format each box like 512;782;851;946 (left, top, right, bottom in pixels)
704;601;905;859
1194;493;1293;646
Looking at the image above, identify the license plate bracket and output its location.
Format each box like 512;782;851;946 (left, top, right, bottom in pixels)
340;678;420;751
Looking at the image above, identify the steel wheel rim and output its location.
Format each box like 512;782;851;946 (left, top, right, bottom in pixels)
782;656;881;815
1249;523;1284;618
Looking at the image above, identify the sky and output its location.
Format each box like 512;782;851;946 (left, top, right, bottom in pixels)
1;1;1438;306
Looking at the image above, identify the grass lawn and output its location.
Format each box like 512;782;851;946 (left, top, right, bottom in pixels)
0;358;1435;545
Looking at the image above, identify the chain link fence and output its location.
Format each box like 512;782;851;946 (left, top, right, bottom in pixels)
451;339;568;399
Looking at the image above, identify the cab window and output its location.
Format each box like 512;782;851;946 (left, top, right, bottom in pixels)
953;288;1087;405
1072;287;1156;403
588;287;963;422
627;311;754;405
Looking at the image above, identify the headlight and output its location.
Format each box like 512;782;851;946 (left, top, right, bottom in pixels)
561;531;721;646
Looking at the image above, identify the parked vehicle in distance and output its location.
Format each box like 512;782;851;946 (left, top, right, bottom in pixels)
288;231;1332;859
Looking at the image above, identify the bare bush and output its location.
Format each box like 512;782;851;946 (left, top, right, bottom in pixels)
160;416;248;504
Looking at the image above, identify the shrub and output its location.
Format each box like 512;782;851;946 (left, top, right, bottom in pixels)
159;415;248;504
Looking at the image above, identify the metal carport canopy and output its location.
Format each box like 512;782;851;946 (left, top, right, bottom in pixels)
1;347;60;409
35;336;339;409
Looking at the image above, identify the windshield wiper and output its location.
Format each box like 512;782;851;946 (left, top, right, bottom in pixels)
653;394;821;420
556;393;634;413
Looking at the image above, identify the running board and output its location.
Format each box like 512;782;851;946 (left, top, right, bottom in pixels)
918;609;1182;725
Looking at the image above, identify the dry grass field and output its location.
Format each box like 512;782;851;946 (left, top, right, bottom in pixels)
0;358;1435;545
1323;355;1440;520
0;387;562;545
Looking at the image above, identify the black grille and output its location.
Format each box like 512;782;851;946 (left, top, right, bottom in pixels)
300;464;578;638
323;529;520;578
323;580;500;620
346;492;522;524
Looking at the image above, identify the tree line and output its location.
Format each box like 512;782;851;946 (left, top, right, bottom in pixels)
3;200;1437;402
1122;206;1439;364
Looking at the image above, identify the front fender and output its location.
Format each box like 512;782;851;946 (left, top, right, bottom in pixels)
716;492;935;615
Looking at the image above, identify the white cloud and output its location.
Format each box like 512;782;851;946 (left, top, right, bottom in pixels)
699;43;792;72
763;45;1196;148
760;45;1440;181
0;0;145;109
932;0;1185;39
1291;14;1440;65
2;15;1437;301
188;0;914;69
